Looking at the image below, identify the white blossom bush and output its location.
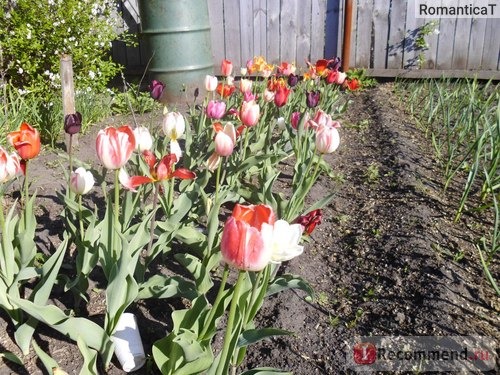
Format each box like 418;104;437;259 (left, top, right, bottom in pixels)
0;0;133;93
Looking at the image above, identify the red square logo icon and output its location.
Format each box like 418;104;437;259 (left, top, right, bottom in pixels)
353;342;377;364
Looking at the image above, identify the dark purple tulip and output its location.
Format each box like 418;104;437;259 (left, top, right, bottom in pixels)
64;112;82;135
306;90;320;108
287;74;299;87
327;57;342;71
149;80;165;100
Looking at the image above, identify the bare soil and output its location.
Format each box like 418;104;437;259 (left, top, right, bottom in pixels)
0;83;498;374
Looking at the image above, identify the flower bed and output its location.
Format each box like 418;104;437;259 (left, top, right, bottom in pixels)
0;57;361;374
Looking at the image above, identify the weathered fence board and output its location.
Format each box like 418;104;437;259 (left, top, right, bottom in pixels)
114;0;499;78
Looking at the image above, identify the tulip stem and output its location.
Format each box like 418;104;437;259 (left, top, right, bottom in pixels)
78;194;84;242
68;134;73;177
199;264;229;340
216;270;246;375
145;183;159;258
215;161;222;203
0;196;7;278
23;160;29;229
113;169;121;260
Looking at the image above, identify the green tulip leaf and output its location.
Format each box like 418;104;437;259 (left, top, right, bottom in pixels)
0;351;23;366
77;336;98;375
237;328;293;348
239;368;293;375
137;275;197;300
266;274;314;300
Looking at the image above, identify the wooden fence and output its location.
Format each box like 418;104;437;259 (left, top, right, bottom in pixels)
113;0;499;79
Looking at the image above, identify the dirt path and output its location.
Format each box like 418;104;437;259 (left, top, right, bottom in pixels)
0;83;498;374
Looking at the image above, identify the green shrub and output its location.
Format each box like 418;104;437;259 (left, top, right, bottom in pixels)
0;0;131;93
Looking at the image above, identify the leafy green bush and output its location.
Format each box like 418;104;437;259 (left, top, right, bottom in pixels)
0;0;131;93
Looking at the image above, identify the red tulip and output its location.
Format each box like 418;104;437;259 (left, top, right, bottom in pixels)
216;83;235;98
96;125;136;170
294;209;322;235
345;78;361;91
221;59;233;77
221;204;276;271
7;122;41;160
274;85;291;107
120;152;195;191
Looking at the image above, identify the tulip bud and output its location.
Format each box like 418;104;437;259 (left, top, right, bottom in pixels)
204;75;218;92
64;112;82;135
315;124;340;154
133;126;153;152
221;59;233;77
70;167;94;195
148;80;165;100
306;90;321;108
240;100;260;127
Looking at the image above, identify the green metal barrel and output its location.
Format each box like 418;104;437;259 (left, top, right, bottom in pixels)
138;0;214;102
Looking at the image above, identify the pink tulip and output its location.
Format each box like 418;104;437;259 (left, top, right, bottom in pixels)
96;125;136;170
204;75;218;92
326;70;347;85
0;146;21;183
315;124;340;154
215;123;236;156
263;89;275;103
206;100;226;119
221;204;276;271
240;100;260;127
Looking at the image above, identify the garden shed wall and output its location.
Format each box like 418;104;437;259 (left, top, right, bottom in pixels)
113;0;499;79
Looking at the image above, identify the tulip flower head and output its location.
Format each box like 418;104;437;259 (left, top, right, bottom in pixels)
221;204;276;271
7;122;41;161
287;74;300;87
149;80;165;100
345;78;361;91
274;85;291;108
64;112;82;135
207;123;237;171
96;125;136;170
277;61;296;76
133;126;153;152
215;123;236;157
326;70;347;85
294;209;322;235
70;167;94;195
0;146;21;183
120;152;195;191
268;220;304;263
315;124;340;154
240;100;260;127
206;100;226;120
221;59;233;77
204;75;218;92
162;110;186;160
306;90;321;108
239;78;253;93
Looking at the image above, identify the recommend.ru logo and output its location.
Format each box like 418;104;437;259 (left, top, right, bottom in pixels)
347;336;497;372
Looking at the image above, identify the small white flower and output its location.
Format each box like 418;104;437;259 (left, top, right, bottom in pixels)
88;71;96;79
18;68;23;74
